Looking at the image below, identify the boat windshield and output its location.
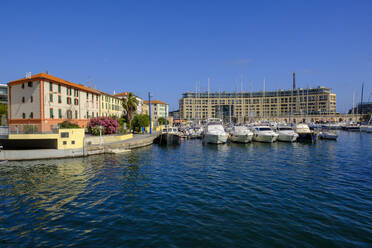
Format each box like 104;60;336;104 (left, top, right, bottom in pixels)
257;127;271;131
279;127;292;131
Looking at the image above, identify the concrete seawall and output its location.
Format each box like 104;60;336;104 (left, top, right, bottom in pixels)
0;133;158;161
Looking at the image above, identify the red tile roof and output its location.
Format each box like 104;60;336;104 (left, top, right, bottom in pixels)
8;73;101;94
143;100;167;105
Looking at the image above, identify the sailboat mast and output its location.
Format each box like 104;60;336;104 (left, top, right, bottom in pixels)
361;82;364;115
263;77;266;120
207;77;210;120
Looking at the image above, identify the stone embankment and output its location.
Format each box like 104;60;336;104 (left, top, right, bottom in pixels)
85;133;158;155
0;133;159;161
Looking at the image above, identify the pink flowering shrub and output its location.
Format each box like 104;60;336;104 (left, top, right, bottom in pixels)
88;117;119;135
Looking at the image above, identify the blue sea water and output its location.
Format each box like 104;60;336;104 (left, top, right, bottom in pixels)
0;131;371;247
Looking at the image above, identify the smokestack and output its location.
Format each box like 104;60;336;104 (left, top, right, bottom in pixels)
293;72;296;90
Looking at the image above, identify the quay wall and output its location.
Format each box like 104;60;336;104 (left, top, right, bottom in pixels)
1;133;158;161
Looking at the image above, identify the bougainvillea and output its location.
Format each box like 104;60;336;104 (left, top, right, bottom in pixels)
88;117;119;135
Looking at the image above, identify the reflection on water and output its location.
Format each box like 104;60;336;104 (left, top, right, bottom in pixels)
0;131;371;247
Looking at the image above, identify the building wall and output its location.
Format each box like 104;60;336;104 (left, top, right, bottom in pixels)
101;94;123;118
42;80;100;130
180;87;337;122
9;80;41;119
0;84;8;104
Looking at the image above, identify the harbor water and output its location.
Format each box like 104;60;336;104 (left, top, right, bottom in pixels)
0;131;371;247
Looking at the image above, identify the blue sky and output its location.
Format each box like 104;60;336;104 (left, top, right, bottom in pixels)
1;0;371;112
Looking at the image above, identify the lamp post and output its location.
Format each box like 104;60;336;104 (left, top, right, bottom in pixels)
99;125;103;145
148;92;152;134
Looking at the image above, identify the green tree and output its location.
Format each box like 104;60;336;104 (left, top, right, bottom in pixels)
0;103;7;126
131;114;150;132
122;92;139;131
158;117;169;125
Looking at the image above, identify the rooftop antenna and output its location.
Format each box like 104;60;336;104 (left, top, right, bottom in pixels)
26;72;32;79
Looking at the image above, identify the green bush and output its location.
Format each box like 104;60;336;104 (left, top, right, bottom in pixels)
131;114;150;132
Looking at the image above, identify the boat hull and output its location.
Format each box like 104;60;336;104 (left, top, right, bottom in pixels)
155;133;181;145
297;132;317;142
319;133;338;140
253;134;278;143
277;133;298;142
204;134;228;144
230;134;253;143
360;126;372;133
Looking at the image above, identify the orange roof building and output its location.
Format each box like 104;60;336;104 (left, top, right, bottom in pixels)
8;73;102;132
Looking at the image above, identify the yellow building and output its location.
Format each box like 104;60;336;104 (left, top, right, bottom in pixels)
179;86;336;122
100;92;123;118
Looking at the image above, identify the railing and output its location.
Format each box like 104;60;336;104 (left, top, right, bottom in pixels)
8;124;59;134
0;126;9;136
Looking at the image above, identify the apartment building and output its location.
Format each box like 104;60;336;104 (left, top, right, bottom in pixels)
100;91;123;118
8;73;100;132
143;100;169;122
0;84;8;104
179;86;336;122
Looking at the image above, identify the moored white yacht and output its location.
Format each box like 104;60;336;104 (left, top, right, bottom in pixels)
229;126;253;143
294;123;317;142
276;126;299;142
252;126;278;143
203;119;228;144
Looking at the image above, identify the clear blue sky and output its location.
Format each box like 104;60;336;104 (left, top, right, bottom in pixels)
1;0;371;112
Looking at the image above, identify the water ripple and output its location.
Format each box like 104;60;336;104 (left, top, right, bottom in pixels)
0;131;371;247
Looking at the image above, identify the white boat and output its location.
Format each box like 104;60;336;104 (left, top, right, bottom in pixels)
341;121;360;131
295;123;317;142
203;121;228;144
252;126;278;143
360;116;372;133
319;131;338;140
229;126;253;143
276;126;299;142
360;125;372;133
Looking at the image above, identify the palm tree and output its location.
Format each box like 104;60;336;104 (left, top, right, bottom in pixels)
122;92;139;131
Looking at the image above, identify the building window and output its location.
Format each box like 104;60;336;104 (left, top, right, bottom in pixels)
22;97;25;103
74;99;78;105
67;97;71;104
22;83;25;89
71;140;75;145
58;95;62;103
30;96;33;103
30;112;33;119
58;84;61;93
50;82;53;91
50;94;53;102
86;92;89;99
75;111;78;119
50;108;54;119
92;112;94;117
28;81;32;87
22;113;25;119
58;109;62;118
86;111;89;118
67;110;72;119
61;132;69;138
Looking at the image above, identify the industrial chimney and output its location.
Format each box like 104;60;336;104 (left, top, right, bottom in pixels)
292;72;296;90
